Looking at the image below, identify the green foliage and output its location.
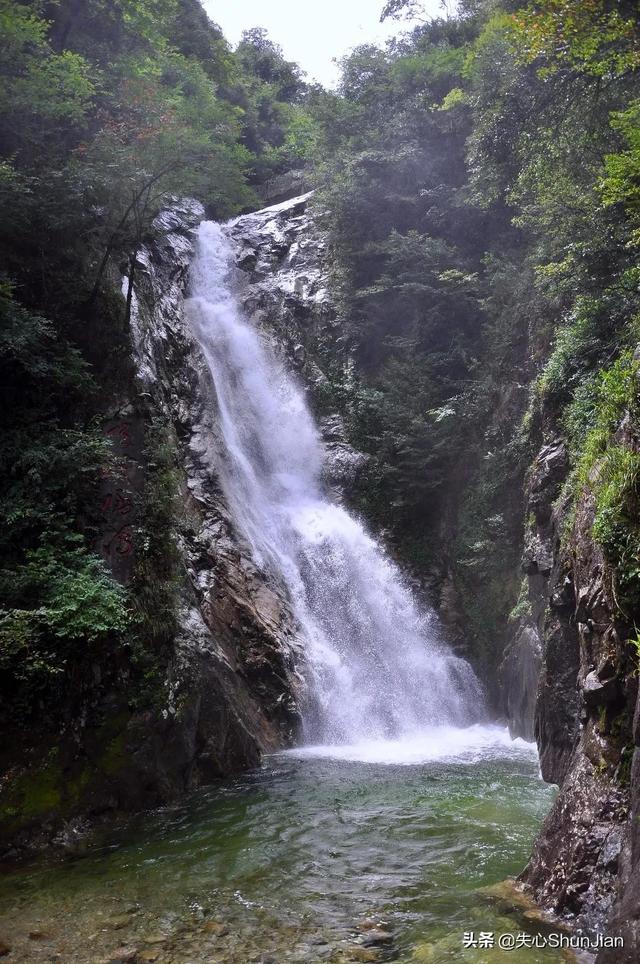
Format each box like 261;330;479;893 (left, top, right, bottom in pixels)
304;15;491;561
0;545;130;717
578;358;638;468
538;299;622;404
563;355;640;611
592;446;640;607
509;577;533;621
0;0;316;310
0;1;95;157
509;0;640;78
629;631;640;666
0;287;102;552
603;100;640;243
231;27;316;180
0;549;129;676
0;285;130;719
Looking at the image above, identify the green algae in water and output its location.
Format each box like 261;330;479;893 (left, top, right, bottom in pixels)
0;737;559;963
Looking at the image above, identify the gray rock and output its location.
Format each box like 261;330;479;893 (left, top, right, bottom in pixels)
360;929;393;946
598;831;623;871
257;169;310;206
523;531;554;575
501;625;542;741
106;948;139;964
320;416;369;492
583;671;618;708
516;427;635;953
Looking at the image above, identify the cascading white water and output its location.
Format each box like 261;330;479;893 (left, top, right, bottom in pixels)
186;218;486;746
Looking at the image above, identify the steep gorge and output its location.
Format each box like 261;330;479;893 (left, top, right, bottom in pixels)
0;191;560;964
2;0;640;960
0;190;484;843
0;184;638;962
213;191;640;957
129;193;640;958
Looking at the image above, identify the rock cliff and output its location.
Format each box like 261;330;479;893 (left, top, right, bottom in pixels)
123;198;306;778
102;190;368;816
224;193;368;494
511;424;639;957
0;196;323;851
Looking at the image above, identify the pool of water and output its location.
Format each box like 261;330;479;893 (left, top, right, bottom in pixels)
0;725;561;963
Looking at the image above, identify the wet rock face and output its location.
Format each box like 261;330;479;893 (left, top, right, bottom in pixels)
522;754;627;930
256;169;310;207
137;198;308;744
511;433;637;952
123;196;307;794
501;441;574;749
225;193;368;496
501;626;541;742
115;191;368;809
227;193;332;372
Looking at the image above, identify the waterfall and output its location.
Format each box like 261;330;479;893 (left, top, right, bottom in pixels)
185;217;485;746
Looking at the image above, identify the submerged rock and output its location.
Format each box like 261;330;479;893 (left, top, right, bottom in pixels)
359;928;393;946
202;922;230;937
105;948;138;964
343;947;381;962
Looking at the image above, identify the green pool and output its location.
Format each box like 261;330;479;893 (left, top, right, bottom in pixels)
0;726;561;963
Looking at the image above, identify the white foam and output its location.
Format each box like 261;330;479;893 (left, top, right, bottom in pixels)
281;725;537;765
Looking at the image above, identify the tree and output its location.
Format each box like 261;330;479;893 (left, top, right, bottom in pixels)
0;0;95;160
509;0;640;77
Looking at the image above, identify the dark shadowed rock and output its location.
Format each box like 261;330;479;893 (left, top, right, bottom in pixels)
257;170;311;206
501;625;542;741
515;434;637;951
583;671;619;709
